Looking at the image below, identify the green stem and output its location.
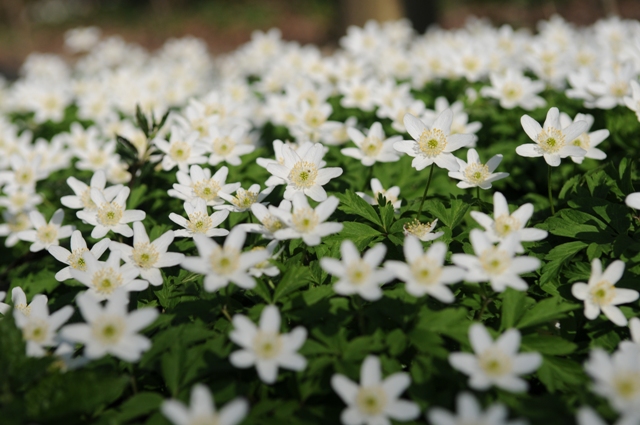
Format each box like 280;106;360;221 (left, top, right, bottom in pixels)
476;186;480;201
364;164;374;191
416;163;435;219
548;165;556;215
353;296;365;334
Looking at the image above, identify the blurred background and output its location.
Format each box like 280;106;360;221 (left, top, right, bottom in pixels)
0;0;638;78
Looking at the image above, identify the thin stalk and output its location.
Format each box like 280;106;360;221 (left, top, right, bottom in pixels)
416;163;435;219
547;165;556;215
476;186;480;201
364;164;374;191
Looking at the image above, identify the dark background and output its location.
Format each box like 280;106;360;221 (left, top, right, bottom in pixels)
0;0;638;78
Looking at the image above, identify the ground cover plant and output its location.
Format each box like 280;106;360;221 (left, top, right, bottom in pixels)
2;16;640;425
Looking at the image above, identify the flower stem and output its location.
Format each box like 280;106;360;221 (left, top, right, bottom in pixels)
416;163;435;219
547;165;555;215
476;186;480;201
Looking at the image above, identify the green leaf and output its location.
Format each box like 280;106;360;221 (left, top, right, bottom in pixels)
517;297;580;329
521;334;577;355
336;191;382;227
500;288;534;331
378;200;395;232
415;307;470;342
128;184;148;210
537;356;586;393
386;329;407;356
115;392;164;422
325;221;382;250
273;265;312;302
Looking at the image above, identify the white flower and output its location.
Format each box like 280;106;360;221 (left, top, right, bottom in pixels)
241;200;290;239
625;192;640;210
516;107;588;167
215;184;274;213
154;126;208;172
247;240;281;278
0;291;8;315
162;384;248;425
393;110;474;172
385;237;465;302
181;228;270;292
206;125;255;166
229;305;307;384
584;346;640;416
14;293;73;357
448;148;509;189
0;185;43;214
470;191;548;253
623;80;640;122
48;230;111;281
60;289;158;362
571;259;638;326
451;229;541;292
402;218;443;242
356;178;401;212
0;211;33;247
480;69;546;110
266;142;343;202
167;164;240;206
320;240;393;301
17;208;74;252
70;250;149;301
169;198;230;238
9;286;32;316
449;323;542;392
341;122;401;166
576;406;640;425
76;186;146;238
428;392;527;425
271;192;343;246
109;222;184;286
61;170;123;212
559;112;609;164
331;355;420;425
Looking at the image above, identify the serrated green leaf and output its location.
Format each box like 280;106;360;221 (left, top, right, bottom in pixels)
336;190;382;227
273;265;311;302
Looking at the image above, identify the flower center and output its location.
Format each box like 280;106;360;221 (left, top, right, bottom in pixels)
355;386;387;416
132;242;159;269
502;82;523;100
36;224;58;245
403;218;437;239
493;215;520;238
571;133;590;150
292;207;319;233
188;415;221;425
536;128;565;154
15;167;34;186
361;136;383;157
91;267;124;295
186;212;213;234
345;259;371;285
193;179;221;201
478;347;513;377
16;303;31;315
464;163;490;185
22;318;49;343
304;109;325;128
252;330;283;359
81;188;97;210
209;246;240;275
169;141;191;162
8;213;30;232
479;247;510;276
68;248;89;270
410;256;443;286
263;215;284;233
97;202;124;226
590;280;615;306
92;315;126;345
232;190;259;209
613;373;640;400
289;161;318;189
213;136;235;157
418;128;447;157
610;81;628;97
